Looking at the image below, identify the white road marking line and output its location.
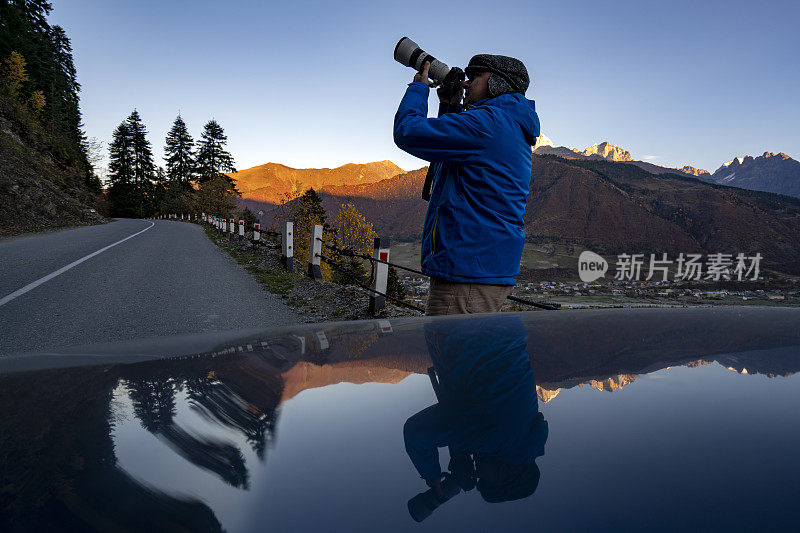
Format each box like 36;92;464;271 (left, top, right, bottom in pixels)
0;220;155;308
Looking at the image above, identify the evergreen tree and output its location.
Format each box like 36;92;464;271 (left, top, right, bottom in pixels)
164;115;195;189
386;266;407;300
107;121;134;185
125;109;155;185
195;119;236;185
155;165;167;183
46;25;81;144
0;2;87;160
107;120;141;217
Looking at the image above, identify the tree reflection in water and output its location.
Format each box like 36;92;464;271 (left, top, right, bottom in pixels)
0;366;223;532
119;353;287;488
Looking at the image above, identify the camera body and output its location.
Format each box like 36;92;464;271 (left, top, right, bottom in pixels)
407;475;462;522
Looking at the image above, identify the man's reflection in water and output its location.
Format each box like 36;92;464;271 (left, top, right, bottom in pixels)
403;315;548;522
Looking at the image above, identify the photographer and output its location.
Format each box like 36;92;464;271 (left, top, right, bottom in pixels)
394;54;540;315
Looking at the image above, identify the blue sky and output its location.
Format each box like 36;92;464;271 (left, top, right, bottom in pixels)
51;0;799;174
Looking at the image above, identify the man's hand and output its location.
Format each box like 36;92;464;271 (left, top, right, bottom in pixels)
413;61;431;86
427;477;445;500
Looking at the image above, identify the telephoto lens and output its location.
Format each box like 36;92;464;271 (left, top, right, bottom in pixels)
394;36;452;85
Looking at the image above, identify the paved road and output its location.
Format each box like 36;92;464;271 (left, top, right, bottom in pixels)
0;219;299;356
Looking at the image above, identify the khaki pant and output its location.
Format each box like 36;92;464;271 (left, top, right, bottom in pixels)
425;277;513;316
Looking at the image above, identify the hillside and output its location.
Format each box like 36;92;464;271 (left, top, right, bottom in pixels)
527;156;800;274
250;154;800;275
0;116;104;235
230;160;404;206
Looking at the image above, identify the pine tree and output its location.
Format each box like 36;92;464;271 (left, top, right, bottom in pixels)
126;109;155;185
387;266;407;300
108;121;134;185
195;119;236;185
46;25;81;143
164;115;195;189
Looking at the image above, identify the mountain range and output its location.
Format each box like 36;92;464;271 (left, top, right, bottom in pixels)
533;139;800;199
237;154;800;275
700;152;800;199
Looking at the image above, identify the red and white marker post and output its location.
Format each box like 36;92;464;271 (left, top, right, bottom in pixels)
253;223;260;242
369;237;390;315
282;221;294;271
307;224;323;280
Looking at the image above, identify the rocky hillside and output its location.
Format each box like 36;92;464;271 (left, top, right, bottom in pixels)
679;165;710;178
702;152;800;199
534;140;631;162
230;160;404;206
0;115;105;236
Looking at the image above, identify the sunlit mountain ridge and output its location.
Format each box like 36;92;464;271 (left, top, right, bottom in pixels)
228;160;404;205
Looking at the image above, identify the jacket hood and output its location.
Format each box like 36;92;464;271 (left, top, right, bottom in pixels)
471;93;540;146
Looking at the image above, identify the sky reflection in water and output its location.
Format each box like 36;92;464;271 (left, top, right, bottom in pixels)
2;308;800;531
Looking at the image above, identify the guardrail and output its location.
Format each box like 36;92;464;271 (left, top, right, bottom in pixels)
154;213;560;314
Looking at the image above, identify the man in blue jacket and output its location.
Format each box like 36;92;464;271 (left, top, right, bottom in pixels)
394;54;540;315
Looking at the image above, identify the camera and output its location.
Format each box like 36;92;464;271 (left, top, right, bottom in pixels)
407;474;462;522
394;36;453;86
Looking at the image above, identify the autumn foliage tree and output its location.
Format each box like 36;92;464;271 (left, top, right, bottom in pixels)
332;203;377;255
194;176;238;218
330;203;377;285
2;51;29;93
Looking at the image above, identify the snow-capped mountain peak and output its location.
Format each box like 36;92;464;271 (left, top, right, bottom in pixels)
533;133;555;151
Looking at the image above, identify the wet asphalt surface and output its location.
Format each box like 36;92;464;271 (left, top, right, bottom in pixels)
0;219;299;356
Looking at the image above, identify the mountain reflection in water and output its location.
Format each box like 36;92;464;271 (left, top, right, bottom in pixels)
1;307;799;531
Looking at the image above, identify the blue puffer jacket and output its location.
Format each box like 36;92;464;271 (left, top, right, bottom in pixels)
394;82;540;285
